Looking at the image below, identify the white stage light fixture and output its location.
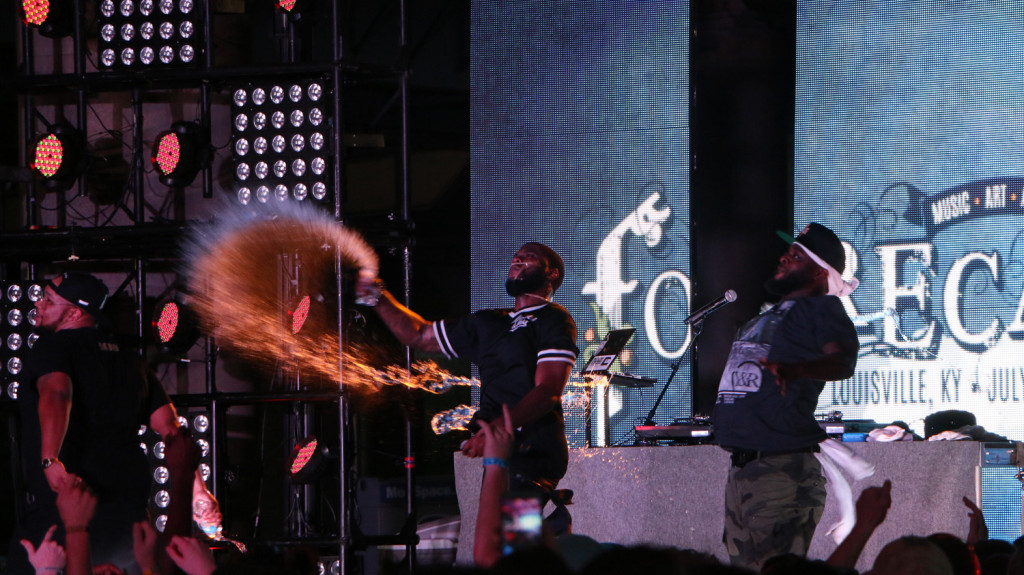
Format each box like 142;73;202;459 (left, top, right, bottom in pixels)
97;0;203;69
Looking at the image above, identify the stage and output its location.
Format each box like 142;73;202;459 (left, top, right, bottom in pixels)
454;441;1022;571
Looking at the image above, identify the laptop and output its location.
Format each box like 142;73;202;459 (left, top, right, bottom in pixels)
581;328;635;375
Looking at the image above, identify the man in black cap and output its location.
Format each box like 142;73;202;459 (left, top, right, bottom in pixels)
356;242;578;496
10;272;216;573
714;223;860;569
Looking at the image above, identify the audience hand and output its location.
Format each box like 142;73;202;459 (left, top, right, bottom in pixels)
963;496;988;544
477;404;515;461
465;404;515;459
132;519;160;573
856;479;892;529
56;476;98;530
166;535;217;575
20;524;67;573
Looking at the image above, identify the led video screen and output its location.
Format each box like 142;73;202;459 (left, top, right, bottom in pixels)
796;2;1024;441
471;2;690;447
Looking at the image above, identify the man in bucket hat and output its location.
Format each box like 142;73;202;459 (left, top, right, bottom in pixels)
9;272;219;573
713;223;860;569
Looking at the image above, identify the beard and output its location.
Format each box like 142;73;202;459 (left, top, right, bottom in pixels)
764;266;817;297
505;266;547;297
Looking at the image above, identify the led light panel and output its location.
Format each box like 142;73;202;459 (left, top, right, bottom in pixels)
230;80;332;207
97;0;203;69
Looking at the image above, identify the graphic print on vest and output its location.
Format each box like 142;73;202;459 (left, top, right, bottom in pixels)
716;300;795;404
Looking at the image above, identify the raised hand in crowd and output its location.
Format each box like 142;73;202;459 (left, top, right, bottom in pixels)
132;519;160;575
56;476;98;528
166;535;217;575
20;524;67;575
473;404;516;568
480;404;516;462
962;496;988;545
856;480;893;529
56;476;98;575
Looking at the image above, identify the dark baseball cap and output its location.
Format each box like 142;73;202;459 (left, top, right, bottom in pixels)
49;272;110;317
776;222;846;274
776;222;859;296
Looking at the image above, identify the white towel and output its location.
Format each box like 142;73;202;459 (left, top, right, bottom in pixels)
927;430;970;441
867;425;912;442
815;438;876;543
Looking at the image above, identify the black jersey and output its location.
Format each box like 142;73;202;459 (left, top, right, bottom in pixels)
435;302;577;489
713;296;858;452
435;301;578;419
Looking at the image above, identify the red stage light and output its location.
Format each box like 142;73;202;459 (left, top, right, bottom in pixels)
20;0;71;37
21;0;49;26
31;124;86;190
150;122;210;187
291;295;310;334
274;0;310;20
32;135;64;178
288;436;328;483
153;133;181;176
290;437;318;475
155;302;179;343
151;296;200;357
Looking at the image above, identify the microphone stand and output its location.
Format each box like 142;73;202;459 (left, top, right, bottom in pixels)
638;320;703;434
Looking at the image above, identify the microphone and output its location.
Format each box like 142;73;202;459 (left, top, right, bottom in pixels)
684;290;737;325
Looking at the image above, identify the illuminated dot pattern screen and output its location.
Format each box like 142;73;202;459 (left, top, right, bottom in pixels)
796;2;1024;442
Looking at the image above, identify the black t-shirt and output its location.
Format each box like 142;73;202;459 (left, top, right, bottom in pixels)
19;327;169;505
713;296;858;452
435;302;578;447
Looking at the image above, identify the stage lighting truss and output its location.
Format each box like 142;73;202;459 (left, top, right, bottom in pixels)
97;0;204;69
31;123;89;191
151;294;201;356
20;0;74;38
143;408;213;533
1;282;44;403
230;80;333;207
151;122;211;187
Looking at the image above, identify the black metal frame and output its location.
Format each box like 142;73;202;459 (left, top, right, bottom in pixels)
5;1;426;572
